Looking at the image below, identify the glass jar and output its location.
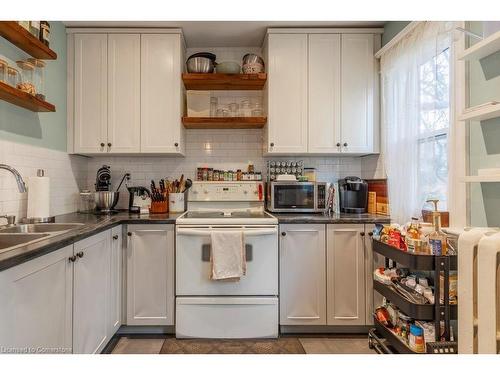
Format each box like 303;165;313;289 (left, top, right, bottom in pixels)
239;99;251;117
7;67;20;87
27;58;46;101
16;60;36;95
78;190;95;213
40;21;50;47
210;97;218;117
0;59;7;83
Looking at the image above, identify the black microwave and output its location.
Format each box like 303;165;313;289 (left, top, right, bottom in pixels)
266;182;327;213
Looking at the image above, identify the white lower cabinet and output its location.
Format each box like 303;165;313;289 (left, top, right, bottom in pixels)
326;224;366;326
73;230;112;354
0;245;73;353
279;224;327;325
126;224;174;325
108;225;123;336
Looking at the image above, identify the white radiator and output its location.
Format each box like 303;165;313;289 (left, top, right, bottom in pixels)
458;228;500;354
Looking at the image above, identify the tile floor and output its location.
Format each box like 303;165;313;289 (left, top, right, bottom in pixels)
110;336;375;354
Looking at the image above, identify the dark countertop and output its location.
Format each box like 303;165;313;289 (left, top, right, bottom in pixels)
0;211;182;272
272;212;391;224
0;210;389;272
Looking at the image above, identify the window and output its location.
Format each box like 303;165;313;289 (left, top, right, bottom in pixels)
417;48;450;210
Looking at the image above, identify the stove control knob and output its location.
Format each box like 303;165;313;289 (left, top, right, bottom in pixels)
244;190;248;194
204;190;208;194
192;190;198;194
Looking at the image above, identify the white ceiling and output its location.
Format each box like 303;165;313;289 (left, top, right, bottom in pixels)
63;21;385;47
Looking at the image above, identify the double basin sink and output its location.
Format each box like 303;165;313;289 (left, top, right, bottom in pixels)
0;223;84;254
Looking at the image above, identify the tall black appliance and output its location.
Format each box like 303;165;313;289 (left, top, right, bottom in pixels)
338;176;368;214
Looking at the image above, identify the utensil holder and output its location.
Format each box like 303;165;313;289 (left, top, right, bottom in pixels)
149;197;168;214
169;192;186;213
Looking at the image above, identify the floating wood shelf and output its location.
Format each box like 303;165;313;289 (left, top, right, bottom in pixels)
460;102;500;121
462;175;500;183
182;73;267;90
0;81;55;112
182;116;267;129
459;30;500;61
0;22;57;60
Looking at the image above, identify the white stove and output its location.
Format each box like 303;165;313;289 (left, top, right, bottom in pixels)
175;181;279;339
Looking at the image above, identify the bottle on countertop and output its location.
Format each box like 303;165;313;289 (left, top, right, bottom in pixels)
426;199;447;255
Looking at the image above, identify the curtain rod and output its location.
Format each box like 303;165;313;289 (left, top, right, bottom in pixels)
375;21;422;59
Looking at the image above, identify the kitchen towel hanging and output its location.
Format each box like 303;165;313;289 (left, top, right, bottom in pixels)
27;169;50;219
210;231;246;281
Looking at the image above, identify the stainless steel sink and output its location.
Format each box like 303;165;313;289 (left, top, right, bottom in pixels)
0;223;84;234
0;233;51;253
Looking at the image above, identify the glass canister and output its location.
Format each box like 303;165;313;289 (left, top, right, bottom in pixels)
16;60;36;95
0;59;7;83
7;67;20;88
27;58;46;101
78;190;96;213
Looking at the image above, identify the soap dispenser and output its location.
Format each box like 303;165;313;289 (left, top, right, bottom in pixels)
426;199;447;255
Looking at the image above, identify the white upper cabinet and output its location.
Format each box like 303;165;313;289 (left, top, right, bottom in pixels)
107;34;141;153
341;34;377;154
74;34;108;154
266;34;308;154
308;34;342;153
69;30;184;155
264;30;380;155
140;34;184;154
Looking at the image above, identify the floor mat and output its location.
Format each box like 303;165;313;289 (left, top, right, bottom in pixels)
160;338;306;354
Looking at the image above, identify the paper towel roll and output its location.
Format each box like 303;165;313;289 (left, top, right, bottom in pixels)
27;175;50;219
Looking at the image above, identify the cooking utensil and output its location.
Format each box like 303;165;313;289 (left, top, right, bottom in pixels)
94;191;119;212
216;61;241;74
186;56;216;73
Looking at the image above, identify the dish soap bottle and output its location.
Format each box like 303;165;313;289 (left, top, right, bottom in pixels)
426;199;447;255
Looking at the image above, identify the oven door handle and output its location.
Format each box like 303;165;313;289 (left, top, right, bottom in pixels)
176;228;277;236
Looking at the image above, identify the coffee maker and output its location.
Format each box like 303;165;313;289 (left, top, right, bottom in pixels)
338;176;368;214
127;186;151;214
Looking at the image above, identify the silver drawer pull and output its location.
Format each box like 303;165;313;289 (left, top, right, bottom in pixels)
201;244;253;262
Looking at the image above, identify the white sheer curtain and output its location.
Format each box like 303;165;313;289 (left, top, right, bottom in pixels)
381;21;457;224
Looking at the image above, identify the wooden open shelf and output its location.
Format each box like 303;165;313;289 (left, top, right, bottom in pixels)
182;73;267;90
0;81;55;112
459;30;500;61
0;22;57;60
182;116;267;129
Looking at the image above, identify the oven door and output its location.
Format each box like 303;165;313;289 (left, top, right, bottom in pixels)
270;183;316;212
176;225;278;296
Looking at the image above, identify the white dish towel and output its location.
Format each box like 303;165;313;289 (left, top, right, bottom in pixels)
210;231;246;281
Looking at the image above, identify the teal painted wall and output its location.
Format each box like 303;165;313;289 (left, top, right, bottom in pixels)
0;22;67;151
382;21;410;46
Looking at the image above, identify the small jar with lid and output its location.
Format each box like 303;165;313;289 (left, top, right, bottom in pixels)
7;67;20;87
39;21;50;47
236;169;242;181
27;58;46;101
16;60;36;95
0;59;7;83
29;21;40;38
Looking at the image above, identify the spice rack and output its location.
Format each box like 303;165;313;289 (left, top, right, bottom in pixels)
368;239;458;354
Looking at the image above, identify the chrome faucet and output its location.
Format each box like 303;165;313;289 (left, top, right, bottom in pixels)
0;164;27;193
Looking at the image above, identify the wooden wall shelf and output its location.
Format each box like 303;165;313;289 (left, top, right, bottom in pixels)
182;73;267;90
0;22;57;60
182;116;267;129
0;81;55;112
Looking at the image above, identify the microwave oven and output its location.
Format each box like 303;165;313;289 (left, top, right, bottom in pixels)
266;181;327;213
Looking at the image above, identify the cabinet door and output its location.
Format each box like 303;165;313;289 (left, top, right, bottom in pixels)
308;34;342;154
74;34;108;154
140;34;184;154
279;224;326;325
0;246;73;353
341;34;375;154
73;231;111;354
267;34;308;154
326;224;366;325
126;224;174;325
107;34;141;153
109;225;123;336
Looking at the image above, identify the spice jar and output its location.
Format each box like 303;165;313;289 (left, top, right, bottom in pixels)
16;60;36;95
0;59;7;83
409;324;425;352
27;58;46;101
236;169;242;181
7;67;20;87
29;21;40;38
